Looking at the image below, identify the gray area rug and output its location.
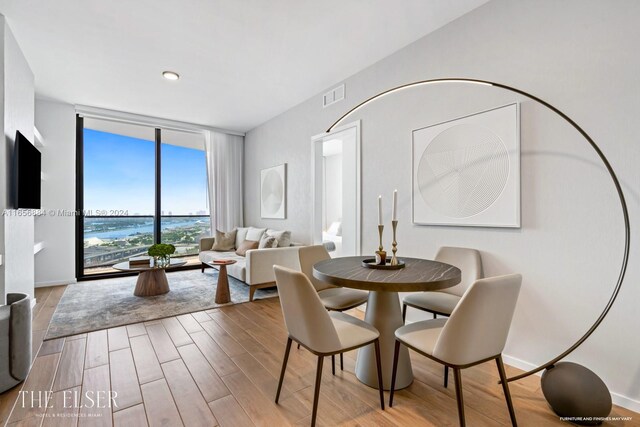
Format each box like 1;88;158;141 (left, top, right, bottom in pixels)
45;269;277;340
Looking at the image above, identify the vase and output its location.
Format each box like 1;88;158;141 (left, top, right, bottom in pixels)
154;255;170;268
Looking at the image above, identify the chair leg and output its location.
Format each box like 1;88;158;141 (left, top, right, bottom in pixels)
297;343;300;350
275;338;292;403
444;366;449;388
389;340;401;407
373;339;385;410
453;367;465;427
496;355;518;426
402;304;407;322
311;356;324;427
433;312;437;319
332;355;335;375
249;286;256;302
340;353;344;371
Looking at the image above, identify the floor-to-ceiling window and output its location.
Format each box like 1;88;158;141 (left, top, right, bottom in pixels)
78;117;209;278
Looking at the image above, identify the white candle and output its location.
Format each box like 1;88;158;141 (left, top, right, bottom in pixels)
378;195;382;225
392;190;398;221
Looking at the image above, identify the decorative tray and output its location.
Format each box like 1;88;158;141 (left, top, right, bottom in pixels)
362;258;406;270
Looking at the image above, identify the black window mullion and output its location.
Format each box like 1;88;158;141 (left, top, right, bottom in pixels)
75;114;84;279
154;128;162;244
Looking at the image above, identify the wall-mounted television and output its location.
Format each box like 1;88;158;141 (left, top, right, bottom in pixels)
13;130;41;209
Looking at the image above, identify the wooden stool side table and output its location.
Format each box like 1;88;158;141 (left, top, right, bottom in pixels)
208;260;237;304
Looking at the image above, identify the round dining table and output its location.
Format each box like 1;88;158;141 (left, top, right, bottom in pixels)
313;256;461;390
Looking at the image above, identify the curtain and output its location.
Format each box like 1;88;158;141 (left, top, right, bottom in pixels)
204;130;244;232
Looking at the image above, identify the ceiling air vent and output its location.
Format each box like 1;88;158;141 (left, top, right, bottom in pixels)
323;84;345;108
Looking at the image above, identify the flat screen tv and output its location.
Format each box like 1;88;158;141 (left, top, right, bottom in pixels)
13;130;41;209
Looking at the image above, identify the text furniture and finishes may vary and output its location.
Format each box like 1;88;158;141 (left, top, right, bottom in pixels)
113;259;187;297
313;256;460;390
274;266;384;427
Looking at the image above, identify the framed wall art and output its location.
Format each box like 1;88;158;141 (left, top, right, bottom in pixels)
412;103;520;227
261;163;287;219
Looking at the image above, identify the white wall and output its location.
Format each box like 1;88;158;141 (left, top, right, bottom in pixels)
244;0;640;411
323;153;342;228
0;16;35;302
34;99;76;287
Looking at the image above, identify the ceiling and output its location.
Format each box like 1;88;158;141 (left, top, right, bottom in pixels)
0;0;488;133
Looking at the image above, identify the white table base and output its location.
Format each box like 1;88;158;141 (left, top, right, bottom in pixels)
356;290;413;390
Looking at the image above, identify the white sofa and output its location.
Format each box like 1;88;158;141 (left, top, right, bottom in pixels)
199;227;302;301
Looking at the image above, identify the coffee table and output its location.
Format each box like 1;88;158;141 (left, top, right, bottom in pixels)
206;260;238;304
113;259;187;297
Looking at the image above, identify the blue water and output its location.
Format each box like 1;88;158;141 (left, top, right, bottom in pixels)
84;217;209;240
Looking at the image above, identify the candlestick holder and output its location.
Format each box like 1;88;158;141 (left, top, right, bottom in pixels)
375;225;386;265
390;220;399;265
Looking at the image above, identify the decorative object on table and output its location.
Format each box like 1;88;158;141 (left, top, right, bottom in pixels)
390;190;399;265
325;78;630;424
260;163;286;219
362;258;405;270
148;243;176;268
129;256;151;267
541;362;612;425
411;103;520;228
375;195;386;264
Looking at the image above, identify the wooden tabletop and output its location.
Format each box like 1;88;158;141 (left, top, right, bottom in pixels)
313;256;461;292
112;258;187;272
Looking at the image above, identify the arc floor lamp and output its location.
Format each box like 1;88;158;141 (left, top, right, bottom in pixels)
327;78;630;423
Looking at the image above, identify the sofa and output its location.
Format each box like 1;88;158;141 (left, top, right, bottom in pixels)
199;227;302;301
1;293;32;393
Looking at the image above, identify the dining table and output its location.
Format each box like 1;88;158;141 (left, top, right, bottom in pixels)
313;256;461;390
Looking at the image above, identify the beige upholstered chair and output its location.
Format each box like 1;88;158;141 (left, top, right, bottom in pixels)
390;274;522;427
298;245;369;371
274;266;384;427
402;246;483;387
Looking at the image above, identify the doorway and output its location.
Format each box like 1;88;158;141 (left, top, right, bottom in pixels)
311;121;361;256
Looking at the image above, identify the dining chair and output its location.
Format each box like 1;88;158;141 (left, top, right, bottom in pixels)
390;274;522;427
402;246;483;387
274;265;384;427
298;245;369;372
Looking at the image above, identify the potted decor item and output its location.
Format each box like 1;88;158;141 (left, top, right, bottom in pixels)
148;243;176;268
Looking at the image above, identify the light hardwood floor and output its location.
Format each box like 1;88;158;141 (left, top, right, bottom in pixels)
1;285;638;426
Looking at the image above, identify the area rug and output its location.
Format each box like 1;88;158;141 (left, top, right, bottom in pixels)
44;269;277;340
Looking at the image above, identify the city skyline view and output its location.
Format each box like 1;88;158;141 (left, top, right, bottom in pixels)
83;128;209;216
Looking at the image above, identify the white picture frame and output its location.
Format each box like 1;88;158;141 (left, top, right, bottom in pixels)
260;163;287;219
412;103;520;227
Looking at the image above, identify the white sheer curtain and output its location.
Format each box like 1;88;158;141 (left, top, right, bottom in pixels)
205;130;244;232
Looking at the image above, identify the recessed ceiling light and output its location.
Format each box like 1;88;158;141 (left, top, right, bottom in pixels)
162;71;180;81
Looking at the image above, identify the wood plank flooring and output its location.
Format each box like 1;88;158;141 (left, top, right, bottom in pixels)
1;285;638;426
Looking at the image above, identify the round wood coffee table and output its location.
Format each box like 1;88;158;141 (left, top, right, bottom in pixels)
313;256;461;390
113;259;187;297
206;260;237;304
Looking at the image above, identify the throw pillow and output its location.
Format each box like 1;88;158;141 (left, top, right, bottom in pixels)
259;235;278;249
235;227;249;249
211;229;237;251
246;227;266;242
235;239;259;256
266;229;291;247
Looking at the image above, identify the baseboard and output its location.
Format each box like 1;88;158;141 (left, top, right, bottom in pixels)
35;278;77;288
502;353;640;412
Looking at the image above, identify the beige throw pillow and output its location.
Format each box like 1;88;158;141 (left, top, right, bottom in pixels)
266;229;291;247
259;235;278;249
235;240;258;256
211;229;237;251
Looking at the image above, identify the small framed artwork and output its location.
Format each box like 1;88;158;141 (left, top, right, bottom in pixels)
261;163;287;219
412;103;520;227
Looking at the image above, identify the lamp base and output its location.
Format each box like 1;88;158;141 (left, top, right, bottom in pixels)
541;362;611;425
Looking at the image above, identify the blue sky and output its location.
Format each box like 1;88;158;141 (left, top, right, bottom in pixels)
84;129;209;215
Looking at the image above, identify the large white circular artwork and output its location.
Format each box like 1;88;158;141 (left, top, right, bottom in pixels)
412;103;520;227
261;164;286;218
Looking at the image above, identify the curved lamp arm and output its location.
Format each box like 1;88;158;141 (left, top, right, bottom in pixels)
327;78;630;382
